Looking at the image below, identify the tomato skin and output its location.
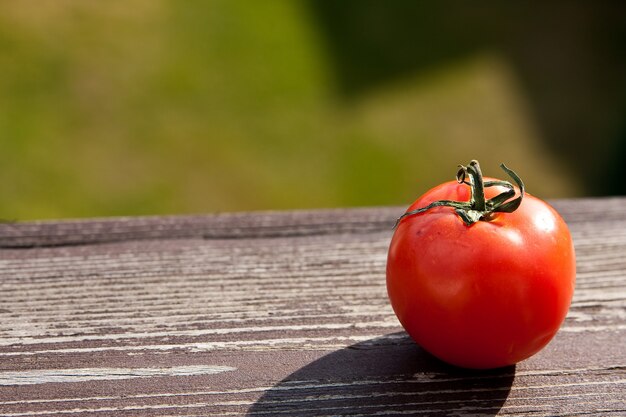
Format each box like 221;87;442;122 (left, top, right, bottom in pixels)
386;179;576;369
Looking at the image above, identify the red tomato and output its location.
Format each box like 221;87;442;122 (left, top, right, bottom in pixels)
386;161;576;369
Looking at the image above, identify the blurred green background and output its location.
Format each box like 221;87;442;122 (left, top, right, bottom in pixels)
0;1;625;220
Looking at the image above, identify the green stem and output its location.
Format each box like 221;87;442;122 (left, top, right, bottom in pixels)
394;160;525;228
469;160;486;212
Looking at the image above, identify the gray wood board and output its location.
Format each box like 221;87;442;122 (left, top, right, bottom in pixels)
0;198;624;416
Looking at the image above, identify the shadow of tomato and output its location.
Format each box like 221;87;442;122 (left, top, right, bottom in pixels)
246;332;515;416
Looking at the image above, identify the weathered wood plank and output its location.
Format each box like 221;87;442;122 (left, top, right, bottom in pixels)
1;198;625;416
0;197;623;248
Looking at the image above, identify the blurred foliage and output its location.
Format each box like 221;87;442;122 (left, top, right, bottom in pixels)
0;1;624;220
311;1;626;195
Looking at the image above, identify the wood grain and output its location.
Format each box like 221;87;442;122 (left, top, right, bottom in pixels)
0;198;625;416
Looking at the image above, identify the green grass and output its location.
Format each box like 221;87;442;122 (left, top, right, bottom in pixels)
0;1;579;220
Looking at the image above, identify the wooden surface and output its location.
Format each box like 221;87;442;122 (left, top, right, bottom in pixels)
0;198;625;416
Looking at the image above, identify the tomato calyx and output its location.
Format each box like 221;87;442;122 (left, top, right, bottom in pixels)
395;160;525;227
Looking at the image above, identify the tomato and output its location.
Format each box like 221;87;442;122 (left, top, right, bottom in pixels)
386;161;576;369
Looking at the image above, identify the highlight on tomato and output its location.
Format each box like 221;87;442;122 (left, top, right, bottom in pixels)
386;160;576;369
